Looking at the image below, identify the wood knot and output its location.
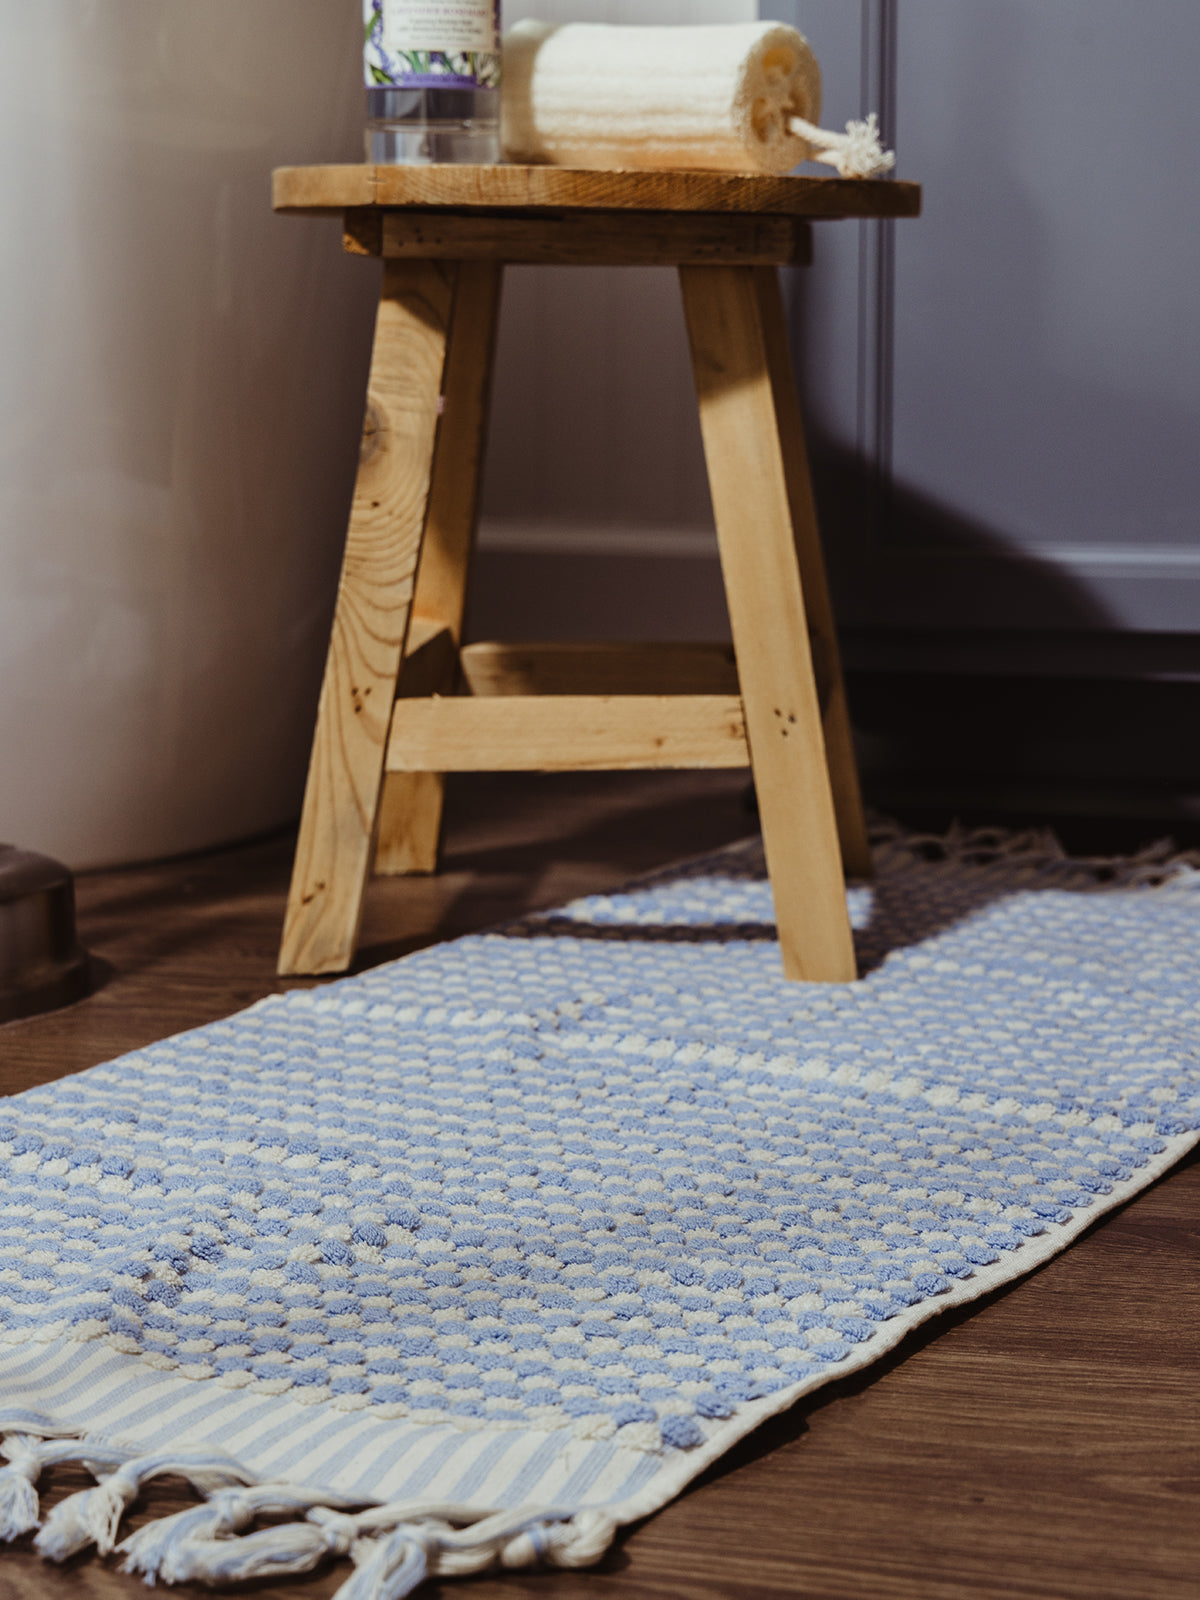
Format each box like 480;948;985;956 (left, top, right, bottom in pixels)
360;401;385;467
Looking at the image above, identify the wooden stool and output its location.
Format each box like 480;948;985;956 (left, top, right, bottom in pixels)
273;164;921;983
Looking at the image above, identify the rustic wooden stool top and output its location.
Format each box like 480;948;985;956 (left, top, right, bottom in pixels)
272;164;921;983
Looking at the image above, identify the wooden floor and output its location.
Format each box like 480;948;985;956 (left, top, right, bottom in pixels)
2;771;1197;1600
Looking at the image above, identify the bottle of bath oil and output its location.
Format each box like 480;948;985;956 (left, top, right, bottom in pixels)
364;0;501;164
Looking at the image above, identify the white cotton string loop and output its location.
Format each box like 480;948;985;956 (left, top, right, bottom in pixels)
788;112;895;178
439;1505;615;1574
504;1508;618;1571
165;1519;360;1586
119;1481;365;1587
331;1503;618;1597
307;1506;367;1548
349;1499;493;1535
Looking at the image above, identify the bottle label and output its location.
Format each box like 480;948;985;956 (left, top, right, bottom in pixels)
364;0;501;90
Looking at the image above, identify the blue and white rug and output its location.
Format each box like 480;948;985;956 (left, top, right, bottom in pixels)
2;825;1199;1596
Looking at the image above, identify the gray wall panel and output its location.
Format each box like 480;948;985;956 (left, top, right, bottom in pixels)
768;0;1200;642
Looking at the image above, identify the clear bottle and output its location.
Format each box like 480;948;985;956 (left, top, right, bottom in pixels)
364;0;501;164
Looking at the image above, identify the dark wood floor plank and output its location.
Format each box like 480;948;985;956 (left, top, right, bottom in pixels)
1;772;1197;1598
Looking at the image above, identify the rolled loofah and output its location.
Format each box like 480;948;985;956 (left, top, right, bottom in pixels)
502;20;824;175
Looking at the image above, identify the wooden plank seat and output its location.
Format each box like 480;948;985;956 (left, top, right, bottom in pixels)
273;164;920;982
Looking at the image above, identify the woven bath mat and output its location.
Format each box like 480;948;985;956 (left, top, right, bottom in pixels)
1;825;1199;1595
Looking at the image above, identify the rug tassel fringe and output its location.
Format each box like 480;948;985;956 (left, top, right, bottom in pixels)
0;1431;262;1563
0;1434;134;1545
0;1438;43;1541
362;1505;619;1582
119;1496;240;1580
120;1485;361;1586
38;1451;254;1562
35;1469;140;1560
142;1515;358;1587
869;814;1200;892
330;1507;618;1600
1;1430;620;1591
113;1487;618;1596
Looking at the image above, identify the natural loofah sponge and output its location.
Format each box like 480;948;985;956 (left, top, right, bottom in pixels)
501;20;825;176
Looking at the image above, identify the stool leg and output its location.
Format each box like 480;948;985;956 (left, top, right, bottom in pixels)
680;263;857;983
375;259;503;875
751;267;872;879
278;259;458;976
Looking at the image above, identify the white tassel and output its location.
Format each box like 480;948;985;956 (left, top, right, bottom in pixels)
334;1523;439;1600
0;1432;137;1548
35;1467;139;1560
0;1437;43;1541
787;111;895;178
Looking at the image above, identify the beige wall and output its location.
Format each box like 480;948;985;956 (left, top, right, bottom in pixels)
0;0;377;867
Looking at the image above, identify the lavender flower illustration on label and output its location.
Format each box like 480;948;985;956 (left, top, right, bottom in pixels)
364;0;501;91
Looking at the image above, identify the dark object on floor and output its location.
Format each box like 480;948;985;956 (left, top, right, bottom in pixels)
0;845;92;1024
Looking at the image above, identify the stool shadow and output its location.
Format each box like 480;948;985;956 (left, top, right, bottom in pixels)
498;832;1158;979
